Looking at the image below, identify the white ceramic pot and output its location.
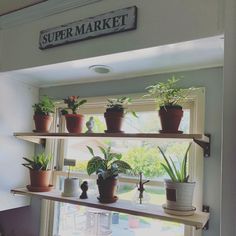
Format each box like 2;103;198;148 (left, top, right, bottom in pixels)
62;178;80;197
164;179;195;211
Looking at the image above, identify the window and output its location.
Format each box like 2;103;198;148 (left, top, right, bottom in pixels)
41;90;205;236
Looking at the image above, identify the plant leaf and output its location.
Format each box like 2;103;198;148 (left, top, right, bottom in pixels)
158;147;176;176
169;156;182;182
161;163;177;182
87;146;95;157
112;160;132;172
158;146;178;182
76;99;87;107
181;143;192;182
87;156;104;175
98;146;108;159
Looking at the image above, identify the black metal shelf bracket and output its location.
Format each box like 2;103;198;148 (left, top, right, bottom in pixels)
193;134;211;157
40;138;46;148
202;205;210;230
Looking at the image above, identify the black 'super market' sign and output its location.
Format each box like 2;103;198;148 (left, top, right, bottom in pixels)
39;6;137;49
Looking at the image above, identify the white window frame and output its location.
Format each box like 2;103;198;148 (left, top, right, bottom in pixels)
40;89;205;236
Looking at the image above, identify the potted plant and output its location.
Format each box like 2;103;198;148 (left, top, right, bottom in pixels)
61;96;87;133
32;95;55;132
104;96;136;133
145;76;191;133
87;146;132;203
22;152;52;192
62;159;80;197
158;144;195;213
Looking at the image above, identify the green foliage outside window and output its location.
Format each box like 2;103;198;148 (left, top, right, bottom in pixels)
122;146;165;178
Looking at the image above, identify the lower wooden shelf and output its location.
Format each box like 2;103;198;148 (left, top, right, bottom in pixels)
11;187;209;230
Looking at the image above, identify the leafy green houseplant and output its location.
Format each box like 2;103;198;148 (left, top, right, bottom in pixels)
145;76;191;133
61;96;87;133
22;153;52;192
87;146;132;203
104;96;135;133
158;144;195;212
32;95;55;132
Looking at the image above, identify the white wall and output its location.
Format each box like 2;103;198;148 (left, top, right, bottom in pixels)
0;76;39;210
0;0;223;72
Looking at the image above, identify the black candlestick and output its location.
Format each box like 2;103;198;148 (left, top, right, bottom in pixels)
137;172;150;204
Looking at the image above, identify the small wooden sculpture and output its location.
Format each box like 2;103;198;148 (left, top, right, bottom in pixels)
80;181;88;199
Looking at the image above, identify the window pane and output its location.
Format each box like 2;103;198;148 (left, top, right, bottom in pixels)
54;109;190;236
64;110;190;180
55;204;184;236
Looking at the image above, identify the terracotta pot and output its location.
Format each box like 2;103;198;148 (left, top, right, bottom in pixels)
33;115;53;132
97;177;118;203
164;179;195;211
29;169;51;187
159;106;183;133
104;109;124;133
65;114;84;133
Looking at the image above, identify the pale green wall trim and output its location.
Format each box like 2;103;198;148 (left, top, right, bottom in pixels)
0;0;102;29
0;0;222;72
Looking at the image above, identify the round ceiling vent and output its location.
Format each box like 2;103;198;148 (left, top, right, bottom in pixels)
89;65;112;74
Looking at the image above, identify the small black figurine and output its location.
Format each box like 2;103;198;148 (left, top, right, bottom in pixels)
80;181;88;199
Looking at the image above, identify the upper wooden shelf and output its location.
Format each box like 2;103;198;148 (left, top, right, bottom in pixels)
11;187;209;230
13;132;210;156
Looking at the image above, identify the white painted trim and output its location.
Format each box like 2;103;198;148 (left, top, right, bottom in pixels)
0;0;102;29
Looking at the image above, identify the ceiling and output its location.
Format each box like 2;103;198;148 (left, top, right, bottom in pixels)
0;35;224;88
0;0;47;16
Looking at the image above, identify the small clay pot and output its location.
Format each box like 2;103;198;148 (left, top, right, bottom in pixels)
29;169;51;187
33;115;53;132
65;114;84;133
159;106;183;133
97;177;118;203
104;109;124;133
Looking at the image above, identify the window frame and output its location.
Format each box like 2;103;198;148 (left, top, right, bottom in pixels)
40;89;205;236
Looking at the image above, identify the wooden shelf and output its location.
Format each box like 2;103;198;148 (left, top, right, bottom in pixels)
11;187;209;229
13;132;210;156
14;132;208;140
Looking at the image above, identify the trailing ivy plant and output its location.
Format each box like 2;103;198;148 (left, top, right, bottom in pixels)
87;146;132;180
22;153;52;171
158;143;191;183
